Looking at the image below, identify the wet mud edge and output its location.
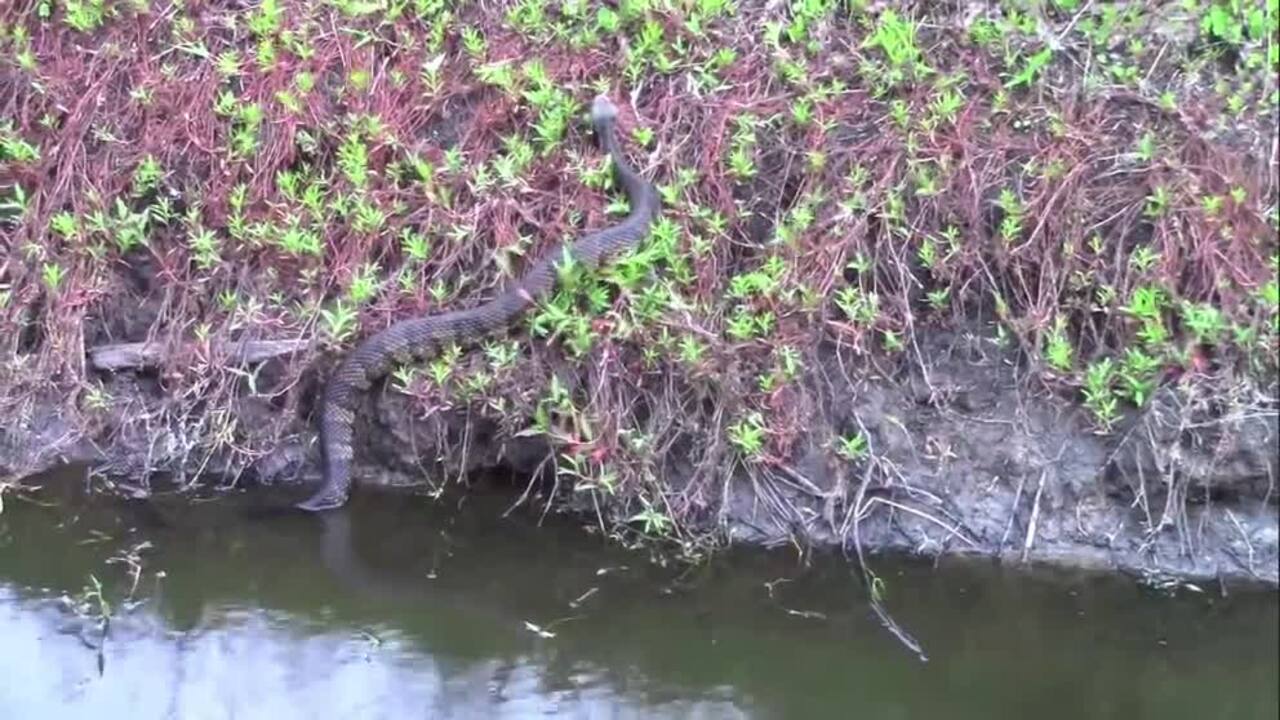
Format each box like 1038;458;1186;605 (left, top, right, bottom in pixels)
2;327;1276;587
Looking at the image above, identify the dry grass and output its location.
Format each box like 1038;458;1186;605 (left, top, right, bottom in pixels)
0;1;1276;549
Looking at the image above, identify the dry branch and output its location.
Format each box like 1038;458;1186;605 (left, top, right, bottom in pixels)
88;339;310;371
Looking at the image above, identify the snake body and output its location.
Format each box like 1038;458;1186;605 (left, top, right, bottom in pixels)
295;94;659;512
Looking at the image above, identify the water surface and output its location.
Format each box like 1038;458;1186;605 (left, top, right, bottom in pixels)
0;465;1275;719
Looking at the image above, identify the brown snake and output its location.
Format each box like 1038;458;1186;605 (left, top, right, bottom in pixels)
295;94;660;511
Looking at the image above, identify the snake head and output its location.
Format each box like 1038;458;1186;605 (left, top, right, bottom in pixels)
591;94;619;126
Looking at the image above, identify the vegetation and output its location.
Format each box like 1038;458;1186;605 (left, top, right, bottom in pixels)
0;1;1276;555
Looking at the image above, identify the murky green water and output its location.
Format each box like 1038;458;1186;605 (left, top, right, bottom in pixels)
0;465;1275;719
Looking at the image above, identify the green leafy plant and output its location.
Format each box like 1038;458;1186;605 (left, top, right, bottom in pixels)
347;262;382;305
62;0;109;32
1200;0;1274;48
337;130;370;189
836;431;869;461
321;299;359;343
997;188;1024;244
1118;348;1162;406
863;9;922;73
1083;358;1120;430
628;497;674;536
41;262;65;293
728;411;767;457
0;124;39;164
1180;301;1227;345
1006;47;1053;89
1044;317;1074;372
1125;285;1169;346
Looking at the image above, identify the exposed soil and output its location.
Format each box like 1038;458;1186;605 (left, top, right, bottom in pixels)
3;319;1275;586
1;2;1278;587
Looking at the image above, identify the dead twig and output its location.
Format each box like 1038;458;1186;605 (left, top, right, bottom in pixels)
87;339;310;372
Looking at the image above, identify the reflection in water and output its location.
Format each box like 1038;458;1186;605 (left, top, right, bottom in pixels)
0;465;1276;719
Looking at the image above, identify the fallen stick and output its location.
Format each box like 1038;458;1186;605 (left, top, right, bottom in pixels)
88;339;310;371
1021;467;1048;564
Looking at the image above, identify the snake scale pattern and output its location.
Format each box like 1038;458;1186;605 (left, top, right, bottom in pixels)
295;94;660;511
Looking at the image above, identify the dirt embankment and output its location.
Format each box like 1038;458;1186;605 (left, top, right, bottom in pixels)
3;322;1276;586
1;2;1278;585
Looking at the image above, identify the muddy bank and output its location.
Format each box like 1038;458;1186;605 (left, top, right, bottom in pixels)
2;1;1278;589
3;325;1275;587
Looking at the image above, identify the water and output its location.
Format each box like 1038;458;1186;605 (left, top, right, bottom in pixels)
0;465;1275;719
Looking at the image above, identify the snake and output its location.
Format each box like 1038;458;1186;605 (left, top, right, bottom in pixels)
294;94;660;512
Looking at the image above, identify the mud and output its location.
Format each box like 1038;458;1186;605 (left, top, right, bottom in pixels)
2;325;1276;587
724;330;1279;586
